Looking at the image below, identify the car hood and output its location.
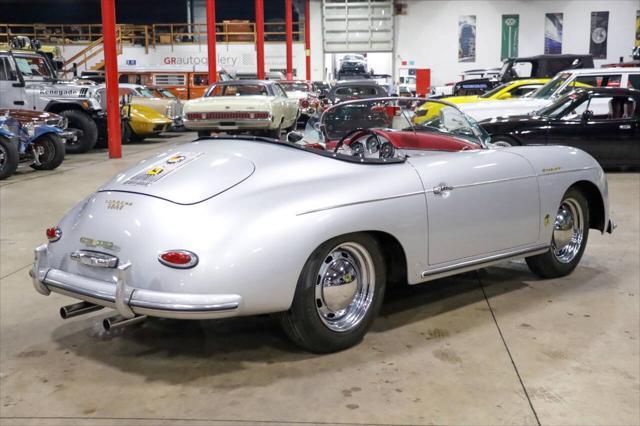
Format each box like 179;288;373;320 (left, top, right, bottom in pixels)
285;91;308;100
99;146;255;204
183;96;274;112
458;98;550;120
0;108;64;126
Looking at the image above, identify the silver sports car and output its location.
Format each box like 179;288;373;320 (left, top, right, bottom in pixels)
31;98;613;352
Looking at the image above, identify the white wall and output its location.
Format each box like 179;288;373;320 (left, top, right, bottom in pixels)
394;0;639;86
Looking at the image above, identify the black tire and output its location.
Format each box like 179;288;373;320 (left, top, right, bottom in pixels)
0;136;19;180
29;134;65;171
197;130;210;138
59;109;98;154
526;188;590;278
128;126;146;142
121;122;131;144
490;135;519;147
267;119;283;139
279;233;386;353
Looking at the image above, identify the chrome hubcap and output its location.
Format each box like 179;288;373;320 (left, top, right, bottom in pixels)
315;242;375;332
552;198;584;263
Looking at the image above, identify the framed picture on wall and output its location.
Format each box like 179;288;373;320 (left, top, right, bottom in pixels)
544;13;563;54
589;11;609;59
458;15;476;62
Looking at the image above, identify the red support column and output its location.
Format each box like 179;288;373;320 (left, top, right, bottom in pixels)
304;0;310;80
206;0;217;83
255;0;265;79
100;0;121;159
285;0;293;79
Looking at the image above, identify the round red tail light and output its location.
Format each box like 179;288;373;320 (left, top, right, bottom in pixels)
46;227;61;242
300;99;310;108
158;250;199;269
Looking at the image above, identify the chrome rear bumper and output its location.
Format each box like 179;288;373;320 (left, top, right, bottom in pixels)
31;245;241;320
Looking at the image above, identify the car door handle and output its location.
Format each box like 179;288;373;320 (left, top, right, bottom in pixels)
433;184;454;195
619;124;632;130
13;100;24;105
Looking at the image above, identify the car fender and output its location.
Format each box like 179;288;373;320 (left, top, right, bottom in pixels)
506;145;610;241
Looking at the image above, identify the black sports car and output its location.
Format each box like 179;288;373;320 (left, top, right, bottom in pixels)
479;88;640;169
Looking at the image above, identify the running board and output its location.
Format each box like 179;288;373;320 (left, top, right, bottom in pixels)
420;246;550;282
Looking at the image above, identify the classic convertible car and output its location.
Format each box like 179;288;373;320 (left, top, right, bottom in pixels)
31;98;613;353
278;80;320;118
183;80;299;138
480;88;640;168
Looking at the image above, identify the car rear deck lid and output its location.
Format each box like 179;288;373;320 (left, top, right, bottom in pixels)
100;150;255;204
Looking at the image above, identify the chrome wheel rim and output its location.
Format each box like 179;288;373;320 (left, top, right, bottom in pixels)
315;242;375;332
0;144;6;169
552;197;584;263
492;140;512;148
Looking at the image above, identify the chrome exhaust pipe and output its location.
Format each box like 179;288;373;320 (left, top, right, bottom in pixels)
103;314;147;332
60;301;104;319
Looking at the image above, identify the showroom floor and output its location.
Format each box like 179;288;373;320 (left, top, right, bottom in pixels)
1;133;638;426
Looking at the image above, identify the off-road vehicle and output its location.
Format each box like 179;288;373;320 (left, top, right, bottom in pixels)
0;41;105;153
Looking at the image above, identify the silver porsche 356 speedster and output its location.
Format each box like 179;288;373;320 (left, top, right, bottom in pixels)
31;97;613;353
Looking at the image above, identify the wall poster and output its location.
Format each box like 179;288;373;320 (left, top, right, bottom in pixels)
501;15;519;59
458;15;476;62
544;13;563;54
589;11;609;59
636;10;639;47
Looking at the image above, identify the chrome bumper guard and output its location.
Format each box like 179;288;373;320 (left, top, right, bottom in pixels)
31;245;241;319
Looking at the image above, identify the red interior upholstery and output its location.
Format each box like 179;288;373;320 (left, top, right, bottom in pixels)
324;129;478;152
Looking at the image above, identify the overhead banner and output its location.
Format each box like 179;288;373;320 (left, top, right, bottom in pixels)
544;13;563;54
501;15;519;59
589;11;609;59
458;15;476;62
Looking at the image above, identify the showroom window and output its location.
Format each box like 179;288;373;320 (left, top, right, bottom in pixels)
322;0;394;52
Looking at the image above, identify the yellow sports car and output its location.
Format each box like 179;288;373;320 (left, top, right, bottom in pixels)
414;78;550;124
123;104;172;142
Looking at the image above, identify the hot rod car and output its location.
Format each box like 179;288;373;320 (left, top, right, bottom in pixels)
0;109;70;179
31;97;613;353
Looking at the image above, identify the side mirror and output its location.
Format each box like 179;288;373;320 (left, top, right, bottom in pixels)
286;131;304;143
582;110;594;121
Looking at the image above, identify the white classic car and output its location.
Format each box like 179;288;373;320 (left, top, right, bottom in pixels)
183;80;299;138
31;98;613;353
459;67;640;121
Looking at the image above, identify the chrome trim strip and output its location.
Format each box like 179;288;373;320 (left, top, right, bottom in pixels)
297;191;425;216
420;245;549;280
424;175;535;193
538;166;598;176
130;300;239;312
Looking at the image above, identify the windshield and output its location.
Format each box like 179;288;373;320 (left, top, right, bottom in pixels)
154;88;176;98
530;72;570;99
535;91;584;117
136;87;156;98
280;82;310;92
301;97;485;145
479;82;509;98
13;54;54;80
207;84;270;97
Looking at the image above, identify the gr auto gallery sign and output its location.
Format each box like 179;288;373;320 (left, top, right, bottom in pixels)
115;44;305;72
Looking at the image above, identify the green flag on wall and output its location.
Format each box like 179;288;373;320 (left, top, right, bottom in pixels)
501;15;519;59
